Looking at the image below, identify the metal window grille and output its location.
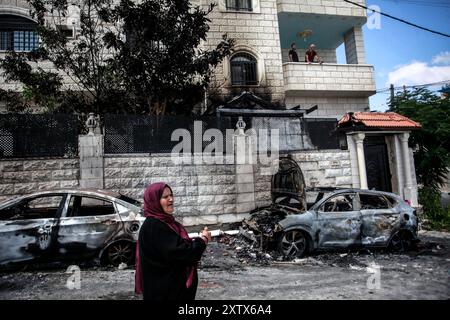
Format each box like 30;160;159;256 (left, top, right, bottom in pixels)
0;15;39;52
226;0;253;11
0;114;79;158
230;52;258;86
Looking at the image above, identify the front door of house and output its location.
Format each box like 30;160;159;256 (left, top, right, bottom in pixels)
364;136;392;192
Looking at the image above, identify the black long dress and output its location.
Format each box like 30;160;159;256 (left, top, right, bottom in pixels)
138;217;206;300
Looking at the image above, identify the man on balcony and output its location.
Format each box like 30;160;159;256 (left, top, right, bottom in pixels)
288;42;299;62
305;44;322;64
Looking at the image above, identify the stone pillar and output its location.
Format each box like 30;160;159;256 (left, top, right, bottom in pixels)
347;134;360;188
394;134;405;198
400;132;418;206
344;27;366;64
79;114;104;189
79;135;104;189
354;132;368;189
234;118;256;214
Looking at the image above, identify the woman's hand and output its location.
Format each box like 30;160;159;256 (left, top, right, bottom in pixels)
199;226;212;244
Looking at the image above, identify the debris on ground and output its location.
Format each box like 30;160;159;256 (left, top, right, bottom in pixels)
117;263;127;270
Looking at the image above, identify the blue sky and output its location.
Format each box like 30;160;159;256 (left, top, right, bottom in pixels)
336;0;450;111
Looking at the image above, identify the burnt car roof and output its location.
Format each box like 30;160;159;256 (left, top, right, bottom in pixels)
0;189;141;207
323;188;401;197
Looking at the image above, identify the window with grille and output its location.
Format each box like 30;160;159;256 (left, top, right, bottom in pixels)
0;15;39;52
226;0;253;12
230;52;258;86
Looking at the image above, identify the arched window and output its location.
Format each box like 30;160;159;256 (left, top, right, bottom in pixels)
230;52;258;86
0;15;39;52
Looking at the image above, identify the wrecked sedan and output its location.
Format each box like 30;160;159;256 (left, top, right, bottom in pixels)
241;157;418;258
0;189;143;267
277;189;419;258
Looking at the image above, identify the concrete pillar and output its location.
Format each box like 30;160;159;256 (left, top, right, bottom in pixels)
344;27;366;64
400;132;418;206
79;134;104;189
394;134;405;198
354;132;368;189
234;118;256;214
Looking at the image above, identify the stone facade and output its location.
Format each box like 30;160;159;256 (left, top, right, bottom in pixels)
283;63;375;96
201;0;285;103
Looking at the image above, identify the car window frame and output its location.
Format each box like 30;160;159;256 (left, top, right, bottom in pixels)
63;194;118;218
358;192;393;210
0;193;67;221
318;192;358;213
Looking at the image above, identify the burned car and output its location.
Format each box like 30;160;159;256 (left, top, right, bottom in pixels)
241;157;419;258
0;189;143;267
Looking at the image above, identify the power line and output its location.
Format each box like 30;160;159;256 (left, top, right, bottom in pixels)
376;80;450;93
344;0;450;38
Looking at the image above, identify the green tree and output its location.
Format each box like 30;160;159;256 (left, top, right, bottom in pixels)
389;87;449;189
0;0;234;115
389;87;450;230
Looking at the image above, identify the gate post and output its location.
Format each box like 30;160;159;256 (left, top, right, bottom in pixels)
78;113;104;189
234;117;256;214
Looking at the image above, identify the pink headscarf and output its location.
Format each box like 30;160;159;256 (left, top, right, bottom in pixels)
135;182;195;295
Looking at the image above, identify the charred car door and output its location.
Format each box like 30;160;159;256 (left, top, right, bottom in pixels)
316;193;362;248
0;194;65;265
57;195;123;258
359;193;398;246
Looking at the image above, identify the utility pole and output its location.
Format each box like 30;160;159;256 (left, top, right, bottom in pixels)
390;84;395;109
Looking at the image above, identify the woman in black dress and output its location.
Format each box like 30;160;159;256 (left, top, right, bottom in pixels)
135;182;210;300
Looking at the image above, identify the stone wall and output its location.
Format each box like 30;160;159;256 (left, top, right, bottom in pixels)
103;154;240;226
0;158;79;203
282;63;376;94
285;95;370;119
103;149;352;226
253;150;353;204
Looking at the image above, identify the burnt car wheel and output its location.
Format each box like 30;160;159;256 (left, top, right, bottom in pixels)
279;230;308;258
104;241;135;266
389;230;414;252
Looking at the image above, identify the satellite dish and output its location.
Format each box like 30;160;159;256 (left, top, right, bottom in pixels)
297;29;313;42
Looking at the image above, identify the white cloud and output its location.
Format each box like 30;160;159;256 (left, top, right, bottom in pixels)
386;61;450;87
432;51;450;65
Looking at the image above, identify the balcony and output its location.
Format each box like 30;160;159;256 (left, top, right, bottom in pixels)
283;62;376;97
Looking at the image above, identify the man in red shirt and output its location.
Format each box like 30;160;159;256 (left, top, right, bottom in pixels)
305;44;322;64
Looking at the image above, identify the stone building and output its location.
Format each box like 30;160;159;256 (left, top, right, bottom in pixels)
0;0;421;227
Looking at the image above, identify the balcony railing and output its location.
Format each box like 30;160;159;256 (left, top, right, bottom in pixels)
283;62;376;97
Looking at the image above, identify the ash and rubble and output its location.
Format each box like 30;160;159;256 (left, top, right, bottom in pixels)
198;225;448;271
